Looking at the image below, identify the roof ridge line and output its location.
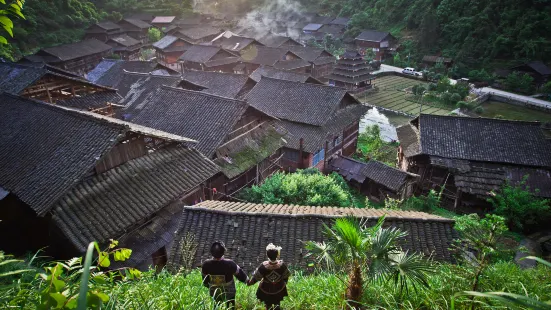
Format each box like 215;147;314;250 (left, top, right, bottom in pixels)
183;205;455;223
419;113;543;125
159;85;249;104
259;76;348;91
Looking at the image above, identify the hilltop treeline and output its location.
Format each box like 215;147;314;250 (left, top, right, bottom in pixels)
319;0;551;74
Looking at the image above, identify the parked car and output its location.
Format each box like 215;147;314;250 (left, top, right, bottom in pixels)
402;67;422;76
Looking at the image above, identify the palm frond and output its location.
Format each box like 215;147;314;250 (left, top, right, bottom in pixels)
304;241;336;270
370;226;407;259
387;251;432;295
521;256;551;268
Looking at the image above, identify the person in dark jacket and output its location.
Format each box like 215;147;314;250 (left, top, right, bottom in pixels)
247;243;291;310
201;241;248;309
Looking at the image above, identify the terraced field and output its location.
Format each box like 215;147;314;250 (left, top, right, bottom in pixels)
357;76;453;116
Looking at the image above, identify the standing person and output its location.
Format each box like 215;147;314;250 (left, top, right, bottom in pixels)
201;241;248;309
247;243;291;310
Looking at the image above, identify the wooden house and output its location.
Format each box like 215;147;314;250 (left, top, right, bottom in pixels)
329;17;350;26
327;50;375;93
179;45;240;73
174;26;223;44
87;59;180;89
510;61;551;86
126;13;154;23
179;70;256;99
258;34;303;48
152;35;191;71
249;66;323;84
0;93;220;270
212;35;265;55
84;21;124;42
238;46;302;74
151;16;176;29
169;201;457;271
317;24;346;37
117;18;152;44
106;35;142;60
0;62;120;115
273;59;312;73
245;77;369;172
122;86;286;197
288;46;336;79
21;39;113;76
355;30;397;61
397;115;551;213
329;155;418;202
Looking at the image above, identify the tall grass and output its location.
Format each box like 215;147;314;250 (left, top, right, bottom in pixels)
1;259;549;309
99;263;549;310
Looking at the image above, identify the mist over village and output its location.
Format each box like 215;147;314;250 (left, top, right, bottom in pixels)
0;0;550;309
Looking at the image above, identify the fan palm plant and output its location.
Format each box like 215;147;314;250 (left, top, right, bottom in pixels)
305;216;432;308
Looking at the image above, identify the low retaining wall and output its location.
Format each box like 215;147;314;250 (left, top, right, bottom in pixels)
489;94;551;112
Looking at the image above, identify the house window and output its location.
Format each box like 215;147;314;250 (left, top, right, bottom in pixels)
283;149;299;162
312;148;325;166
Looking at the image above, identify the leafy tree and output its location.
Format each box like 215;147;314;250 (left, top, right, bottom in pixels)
305;216;432;307
541;81;551;96
488;177;551;232
468;69;494;83
453;214;508;303
148;27;161;43
503;72;534;94
412;84;426;96
356;125;397;166
0;0;25;44
238;169;354;207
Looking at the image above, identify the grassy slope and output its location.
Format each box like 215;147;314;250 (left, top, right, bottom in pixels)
96;263;551;309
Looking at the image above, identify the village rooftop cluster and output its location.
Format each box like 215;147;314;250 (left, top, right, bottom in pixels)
0;12;550;271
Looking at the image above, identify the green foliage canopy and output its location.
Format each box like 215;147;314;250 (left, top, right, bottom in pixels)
238;169;354;207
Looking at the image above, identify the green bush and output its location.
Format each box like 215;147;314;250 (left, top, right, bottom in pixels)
450;92;462;104
238;170;354;207
474;106;484;114
456;101;469;109
488;177;551;232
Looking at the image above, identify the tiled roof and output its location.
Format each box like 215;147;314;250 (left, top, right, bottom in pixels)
129;86;252;157
109;35;141;47
396;124;420;158
303;23;323;31
245;77;349;126
249;66;321;83
329;17;350;26
152;35;179;50
512;61;551;76
417;115;551;167
329;156;416;191
279;104;369;153
119;73;181;115
91;60;178;87
152;16;176;24
310;15;335;24
240;47;291;66
126;14;154;22
318;24;345;35
0;62;46;93
52;145;220;252
168;201;457;270
41;39;112;61
90;21;121;31
121;18;151;29
0;93;193;216
179;45;229;63
274;59;311;70
214;36;259;51
314;56;337;66
258;34;293;48
0;62;114;94
56;91;123;110
180;70;250;98
288;46;331;62
355;30;391;42
177;26;222;40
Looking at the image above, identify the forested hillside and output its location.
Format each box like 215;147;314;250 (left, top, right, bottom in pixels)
318;0;551;74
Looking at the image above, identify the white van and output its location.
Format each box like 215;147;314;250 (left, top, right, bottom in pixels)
402;67;422;76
